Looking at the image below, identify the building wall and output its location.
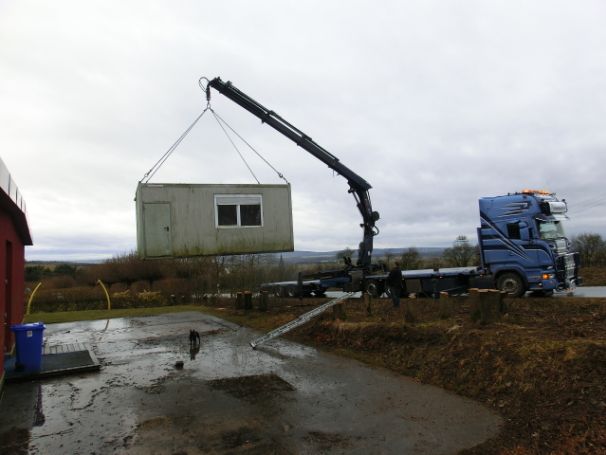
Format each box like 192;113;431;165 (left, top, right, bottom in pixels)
136;183;294;257
0;210;26;382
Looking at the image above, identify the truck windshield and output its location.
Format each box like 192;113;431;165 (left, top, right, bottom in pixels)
537;220;566;240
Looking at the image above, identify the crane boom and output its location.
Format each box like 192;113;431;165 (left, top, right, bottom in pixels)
205;77;379;268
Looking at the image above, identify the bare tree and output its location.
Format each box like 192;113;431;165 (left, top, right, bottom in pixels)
336;247;354;263
571;233;606;267
383;250;394;268
442;235;477;267
400;247;421;270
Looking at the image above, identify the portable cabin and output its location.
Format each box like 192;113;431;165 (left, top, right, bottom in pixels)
136;183;294;258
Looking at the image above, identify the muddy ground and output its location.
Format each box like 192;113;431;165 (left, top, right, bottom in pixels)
201;294;606;454
0;312;501;455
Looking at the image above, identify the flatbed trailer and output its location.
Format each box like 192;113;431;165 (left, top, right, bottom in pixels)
260;276;350;298
364;266;486;297
260;266;492;298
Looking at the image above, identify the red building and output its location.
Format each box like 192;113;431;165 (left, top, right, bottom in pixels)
0;157;32;388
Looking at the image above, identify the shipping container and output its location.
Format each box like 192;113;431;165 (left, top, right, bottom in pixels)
135;183;294;258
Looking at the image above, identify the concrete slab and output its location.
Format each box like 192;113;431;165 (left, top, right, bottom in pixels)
0;312;502;454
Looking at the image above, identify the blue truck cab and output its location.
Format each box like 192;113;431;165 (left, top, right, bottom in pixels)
478;190;580;297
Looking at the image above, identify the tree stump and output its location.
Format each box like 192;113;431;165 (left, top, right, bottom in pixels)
469;289;505;324
258;291;268;312
478;289;502;324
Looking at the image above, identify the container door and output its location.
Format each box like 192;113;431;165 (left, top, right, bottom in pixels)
144;203;172;257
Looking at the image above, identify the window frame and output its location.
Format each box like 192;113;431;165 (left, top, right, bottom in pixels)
214;194;264;229
536;219;566;240
506;222;521;240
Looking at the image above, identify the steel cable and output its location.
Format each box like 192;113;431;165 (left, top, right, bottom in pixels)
210;109;260;184
211;110;289;184
141;108;209;183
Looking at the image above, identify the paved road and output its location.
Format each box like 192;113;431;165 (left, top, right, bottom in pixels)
0;312;501;455
326;286;606;299
565;286;606;297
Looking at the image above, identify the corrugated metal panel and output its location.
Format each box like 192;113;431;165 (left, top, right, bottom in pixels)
0;158;10;196
0;156;27;214
135;183;294;258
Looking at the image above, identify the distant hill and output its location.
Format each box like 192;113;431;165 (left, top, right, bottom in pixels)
277;247;446;264
26;247;446;266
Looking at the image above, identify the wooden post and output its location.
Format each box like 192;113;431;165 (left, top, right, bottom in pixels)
258;291;268;312
404;302;416;324
297;272;303;301
468;288;480;322
363;292;372;316
498;290;508;313
401;293;416;323
244;291;253;310
474;289;504;324
439;291;450;319
332;301;347;320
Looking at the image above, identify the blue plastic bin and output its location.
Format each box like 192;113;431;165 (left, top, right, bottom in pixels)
11;322;45;372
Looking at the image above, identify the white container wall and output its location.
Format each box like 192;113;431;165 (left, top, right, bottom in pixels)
136;183;294;258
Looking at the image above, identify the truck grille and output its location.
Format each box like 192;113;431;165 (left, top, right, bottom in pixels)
556;253;578;281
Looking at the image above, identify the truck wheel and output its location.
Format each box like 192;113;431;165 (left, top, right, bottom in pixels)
497;273;525;297
364;280;384;298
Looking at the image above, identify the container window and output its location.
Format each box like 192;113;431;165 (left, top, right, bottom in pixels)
240;204;261;226
215;194;263;228
217;205;238;226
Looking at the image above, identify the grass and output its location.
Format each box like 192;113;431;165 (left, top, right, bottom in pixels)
24;305;210;324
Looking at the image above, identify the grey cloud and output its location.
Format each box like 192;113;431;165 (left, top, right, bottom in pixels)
1;1;605;261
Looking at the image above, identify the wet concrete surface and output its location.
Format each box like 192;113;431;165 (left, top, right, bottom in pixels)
0;312;501;454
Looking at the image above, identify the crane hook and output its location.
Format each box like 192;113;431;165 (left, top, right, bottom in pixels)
199;76;212;109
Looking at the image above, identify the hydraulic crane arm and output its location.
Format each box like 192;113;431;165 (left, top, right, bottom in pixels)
204;77;380;269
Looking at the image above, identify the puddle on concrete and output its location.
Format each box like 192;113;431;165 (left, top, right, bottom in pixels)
0;312;502;455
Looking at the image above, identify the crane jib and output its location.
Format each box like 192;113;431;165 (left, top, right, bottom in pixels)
206;76;379;268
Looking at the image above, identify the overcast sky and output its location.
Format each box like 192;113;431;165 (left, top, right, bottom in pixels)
2;0;605;261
